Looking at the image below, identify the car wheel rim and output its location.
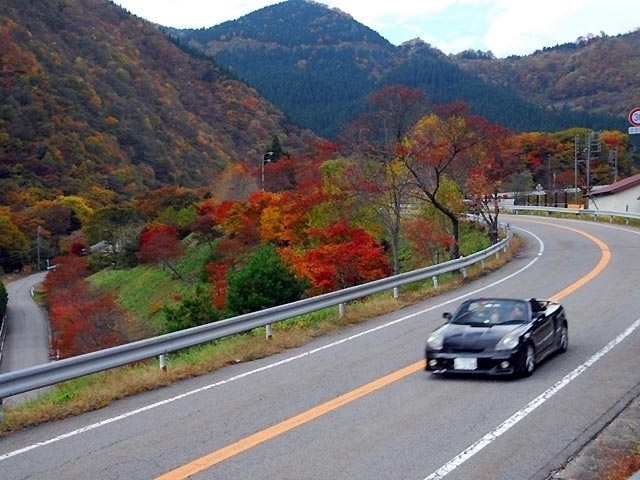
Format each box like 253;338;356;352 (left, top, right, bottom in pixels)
525;346;535;373
560;326;568;350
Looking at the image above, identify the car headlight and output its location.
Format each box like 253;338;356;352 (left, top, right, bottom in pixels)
495;333;520;350
427;331;444;350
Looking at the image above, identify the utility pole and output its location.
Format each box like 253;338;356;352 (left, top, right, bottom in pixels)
36;225;41;271
585;134;591;206
574;135;579;203
585;130;602;207
261;150;275;340
608;146;618;183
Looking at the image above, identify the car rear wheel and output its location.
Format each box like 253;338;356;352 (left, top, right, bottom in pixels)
522;344;536;377
558;323;569;353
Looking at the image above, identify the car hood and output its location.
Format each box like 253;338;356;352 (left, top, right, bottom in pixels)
440;323;527;350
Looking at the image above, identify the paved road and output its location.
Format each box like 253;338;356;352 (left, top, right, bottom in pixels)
0;272;50;405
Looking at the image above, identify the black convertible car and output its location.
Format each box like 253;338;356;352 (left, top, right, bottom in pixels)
425;298;568;377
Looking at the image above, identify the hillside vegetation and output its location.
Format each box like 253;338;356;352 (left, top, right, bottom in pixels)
454;31;640;121
175;0;631;138
0;0;315;206
1;0;637;208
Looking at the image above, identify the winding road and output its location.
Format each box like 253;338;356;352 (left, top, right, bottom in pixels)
0;271;49;405
1;216;639;480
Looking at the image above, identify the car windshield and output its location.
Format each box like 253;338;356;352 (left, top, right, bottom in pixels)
451;299;529;325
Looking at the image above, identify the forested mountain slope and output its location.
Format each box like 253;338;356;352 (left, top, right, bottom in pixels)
174;0;628;139
0;0;315;206
454;31;640;122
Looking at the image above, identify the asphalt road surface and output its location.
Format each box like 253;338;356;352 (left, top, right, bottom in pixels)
1;217;639;480
0;271;49;405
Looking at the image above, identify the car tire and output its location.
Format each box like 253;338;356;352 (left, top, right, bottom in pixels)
522;344;536;377
557;323;569;353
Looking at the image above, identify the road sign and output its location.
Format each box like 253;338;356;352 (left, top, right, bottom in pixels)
628;126;640;135
628;107;640;126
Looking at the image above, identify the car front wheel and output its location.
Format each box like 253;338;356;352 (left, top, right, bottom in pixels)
557;323;569;353
522;344;536;377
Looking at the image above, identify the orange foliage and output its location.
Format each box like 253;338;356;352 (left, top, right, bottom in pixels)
282;221;390;294
215;200;260;246
49;285;123;358
138;223;184;265
43;255;89;293
44;256;124;358
257;190;312;246
405;218;455;266
205;262;228;310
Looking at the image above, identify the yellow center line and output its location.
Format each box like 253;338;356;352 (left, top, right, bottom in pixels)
543;224;611;302
155;362;424;479
156;222;611;479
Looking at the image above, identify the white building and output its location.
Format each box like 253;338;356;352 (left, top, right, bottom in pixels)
587;173;640;213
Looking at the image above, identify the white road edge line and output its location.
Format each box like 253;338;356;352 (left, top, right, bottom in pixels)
424;316;640;480
2;227;545;461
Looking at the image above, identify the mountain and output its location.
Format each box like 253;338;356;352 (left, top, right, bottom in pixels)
171;0;399;139
173;0;631;139
0;0;315;206
1;0;636;208
452;31;640;122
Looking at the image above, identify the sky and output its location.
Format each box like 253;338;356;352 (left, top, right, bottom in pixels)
110;0;638;58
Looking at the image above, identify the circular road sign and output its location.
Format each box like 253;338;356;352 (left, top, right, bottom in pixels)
629;107;640;126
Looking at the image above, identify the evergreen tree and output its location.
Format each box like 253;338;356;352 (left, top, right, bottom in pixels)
266;135;288;161
225;243;309;317
0;281;7;320
161;283;220;334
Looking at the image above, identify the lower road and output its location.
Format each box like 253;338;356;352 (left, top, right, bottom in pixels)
0;217;639;479
0;271;49;405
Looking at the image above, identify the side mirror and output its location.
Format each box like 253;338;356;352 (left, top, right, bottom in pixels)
443;312;452;321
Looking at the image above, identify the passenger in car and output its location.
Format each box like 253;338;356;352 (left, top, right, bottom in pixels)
509;303;525;321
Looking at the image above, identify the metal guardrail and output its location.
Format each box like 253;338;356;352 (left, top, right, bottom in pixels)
0;314;6;367
0;227;512;406
505;205;640;222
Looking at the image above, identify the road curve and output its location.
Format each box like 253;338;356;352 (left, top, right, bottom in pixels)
0;272;50;405
0;217;639;480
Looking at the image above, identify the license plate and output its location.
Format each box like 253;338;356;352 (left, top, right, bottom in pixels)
454;357;477;370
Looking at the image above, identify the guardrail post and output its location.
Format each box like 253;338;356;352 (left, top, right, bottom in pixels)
265;324;273;339
461;268;468;278
393;286;399;299
159;354;167;372
432;276;438;288
481;260;485;270
339;303;345;318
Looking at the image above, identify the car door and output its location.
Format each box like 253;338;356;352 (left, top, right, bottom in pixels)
529;311;555;357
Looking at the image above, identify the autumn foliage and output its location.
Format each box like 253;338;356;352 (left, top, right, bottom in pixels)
138;223;184;278
43;256;125;358
283;221;391;294
2;82;633;349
